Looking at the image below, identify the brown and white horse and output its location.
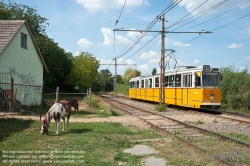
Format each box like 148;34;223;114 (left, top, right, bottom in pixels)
40;100;71;135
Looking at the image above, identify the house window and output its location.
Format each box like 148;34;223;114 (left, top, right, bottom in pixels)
21;33;27;49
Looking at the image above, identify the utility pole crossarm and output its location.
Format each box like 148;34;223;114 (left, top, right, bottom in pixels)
114;29;213;34
100;64;136;66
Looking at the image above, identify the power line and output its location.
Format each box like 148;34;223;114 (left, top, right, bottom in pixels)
136;11;250;66
114;0;182;59
168;0;228;32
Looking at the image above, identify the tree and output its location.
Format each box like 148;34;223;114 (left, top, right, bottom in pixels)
98;69;113;92
36;35;73;86
152;68;157;75
66;52;100;89
116;75;123;84
0;1;48;36
122;68;141;85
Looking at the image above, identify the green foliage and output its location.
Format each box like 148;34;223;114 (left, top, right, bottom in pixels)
220;65;250;111
116;75;124;84
122;68;141;85
37;35;73;86
0;1;48;35
155;104;167;112
152;68;157;75
83;94;100;108
66;52;100;88
116;84;129;96
98;69;113;92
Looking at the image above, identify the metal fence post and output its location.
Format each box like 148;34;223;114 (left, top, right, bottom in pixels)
10;78;13;112
56;87;59;103
89;88;91;109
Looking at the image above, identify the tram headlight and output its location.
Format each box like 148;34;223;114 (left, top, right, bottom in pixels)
209;94;214;102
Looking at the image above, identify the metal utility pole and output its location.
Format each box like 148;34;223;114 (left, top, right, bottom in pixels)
114;14;212;104
100;58;136;97
160;15;165;105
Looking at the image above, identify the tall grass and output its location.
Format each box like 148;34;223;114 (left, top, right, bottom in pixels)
116;84;128;96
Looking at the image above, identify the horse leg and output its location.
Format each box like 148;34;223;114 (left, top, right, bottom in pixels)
66;113;70;130
62;117;65;131
56;120;59;135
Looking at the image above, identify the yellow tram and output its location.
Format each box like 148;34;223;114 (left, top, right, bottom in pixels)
129;65;221;109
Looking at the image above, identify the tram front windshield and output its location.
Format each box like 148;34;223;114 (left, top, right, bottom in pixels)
202;72;220;87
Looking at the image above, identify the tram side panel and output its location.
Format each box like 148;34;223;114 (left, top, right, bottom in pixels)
153;88;160;102
164;88;176;105
190;88;203;108
135;88;141;99
175;88;183;106
145;88;154;101
129;88;136;99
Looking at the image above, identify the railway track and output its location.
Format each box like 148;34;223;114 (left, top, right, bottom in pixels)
101;94;250;166
110;94;250;127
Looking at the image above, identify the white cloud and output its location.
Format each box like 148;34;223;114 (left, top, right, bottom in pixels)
125;59;135;65
173;42;190;47
125;29;141;39
100;27;131;46
75;51;81;56
97;58;115;65
193;59;200;64
77;38;93;48
247;56;250;60
239;66;248;71
76;0;148;13
228;43;244;49
139;51;159;59
137;64;149;71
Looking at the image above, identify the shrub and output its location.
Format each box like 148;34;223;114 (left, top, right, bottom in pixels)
116;84;128;96
83;94;100;108
156;104;167;112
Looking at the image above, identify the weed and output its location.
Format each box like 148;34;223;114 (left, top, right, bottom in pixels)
213;118;218;123
155;104;167;112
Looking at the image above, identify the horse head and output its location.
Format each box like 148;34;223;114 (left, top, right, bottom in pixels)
40;118;50;134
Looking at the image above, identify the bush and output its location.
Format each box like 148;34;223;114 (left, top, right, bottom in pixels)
156;104;167;112
116;84;128;96
83;94;100;108
220;65;250;111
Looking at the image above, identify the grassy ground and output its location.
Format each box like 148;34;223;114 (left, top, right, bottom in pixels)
0;118;228;166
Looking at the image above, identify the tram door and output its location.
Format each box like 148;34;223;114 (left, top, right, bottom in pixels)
183;73;192;106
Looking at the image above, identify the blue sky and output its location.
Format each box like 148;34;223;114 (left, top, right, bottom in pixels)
8;0;250;76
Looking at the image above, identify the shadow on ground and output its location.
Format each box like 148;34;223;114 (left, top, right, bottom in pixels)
0;118;34;141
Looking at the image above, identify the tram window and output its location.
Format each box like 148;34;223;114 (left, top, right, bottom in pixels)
169;75;175;87
164;76;169;87
155;77;159;88
195;72;201;87
145;79;148;88
175;74;181;87
183;75;187;87
202;72;220;86
149;78;152;88
188;74;192;87
129;81;134;88
141;80;144;88
136;80;139;88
